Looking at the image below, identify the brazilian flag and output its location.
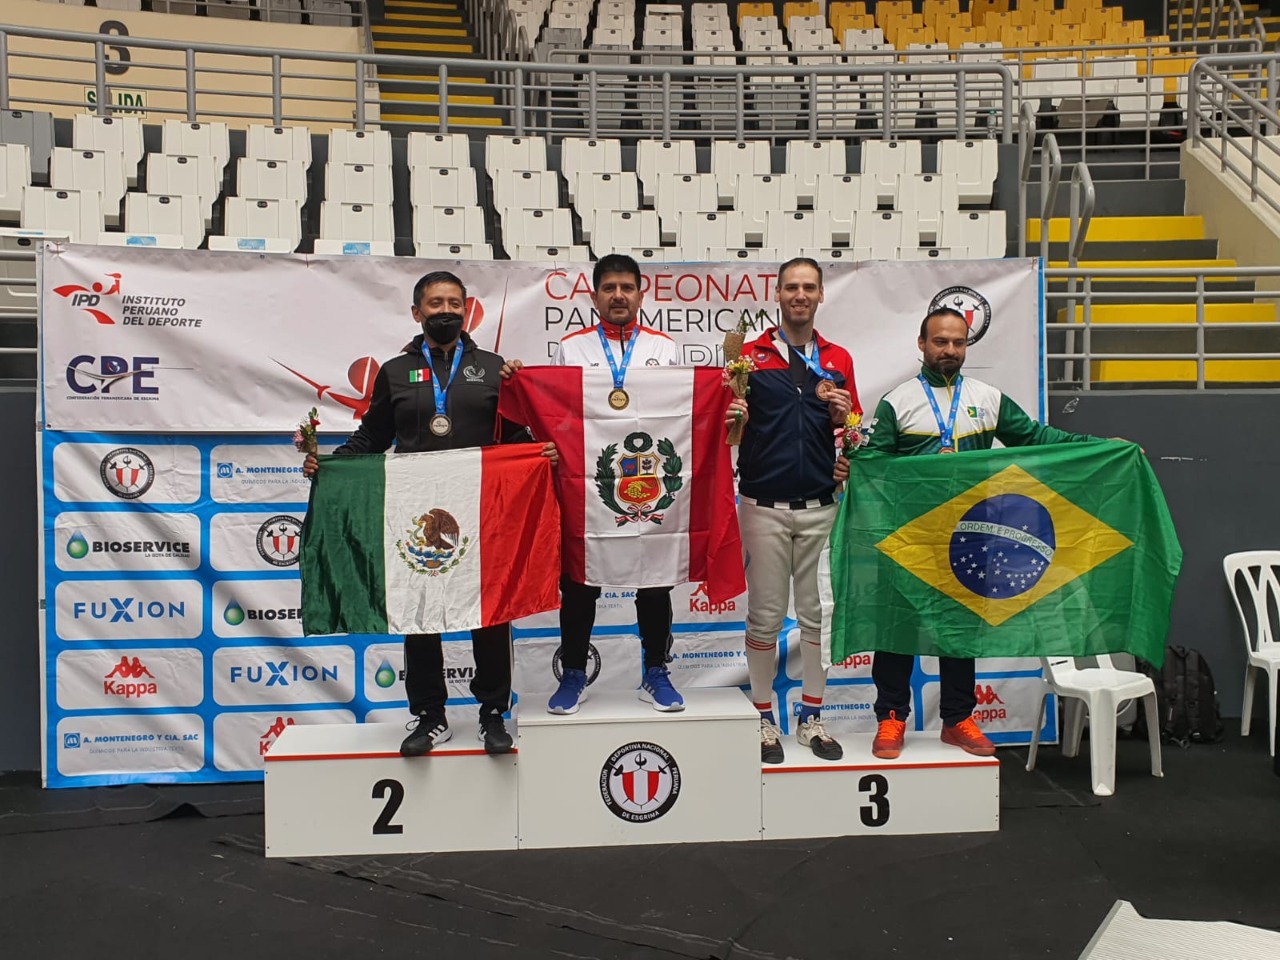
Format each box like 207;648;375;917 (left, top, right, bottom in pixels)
829;442;1182;666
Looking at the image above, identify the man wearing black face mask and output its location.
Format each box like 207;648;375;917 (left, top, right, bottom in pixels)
304;270;556;758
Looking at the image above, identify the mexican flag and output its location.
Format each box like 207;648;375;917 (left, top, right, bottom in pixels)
300;444;561;635
823;442;1181;665
499;366;745;602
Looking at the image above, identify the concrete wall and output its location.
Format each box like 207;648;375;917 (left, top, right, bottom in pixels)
0;390;39;775
1182;141;1280;294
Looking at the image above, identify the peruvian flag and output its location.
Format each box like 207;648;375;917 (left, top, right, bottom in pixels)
499;366;745;602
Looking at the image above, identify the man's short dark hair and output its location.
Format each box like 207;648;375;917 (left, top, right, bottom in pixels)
778;257;823;287
919;306;968;340
593;253;643;290
414;270;466;307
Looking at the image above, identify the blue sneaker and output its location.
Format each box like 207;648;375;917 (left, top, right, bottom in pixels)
638;666;685;712
547;668;588;715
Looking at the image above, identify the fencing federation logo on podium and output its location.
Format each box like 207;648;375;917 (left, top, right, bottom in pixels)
599;741;681;823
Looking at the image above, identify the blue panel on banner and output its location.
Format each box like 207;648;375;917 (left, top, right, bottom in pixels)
125;236;158;247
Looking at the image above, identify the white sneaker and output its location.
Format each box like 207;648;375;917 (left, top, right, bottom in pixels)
796;715;843;761
760;717;785;764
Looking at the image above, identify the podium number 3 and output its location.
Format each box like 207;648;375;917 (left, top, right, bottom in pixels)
858;774;890;827
372;778;405;835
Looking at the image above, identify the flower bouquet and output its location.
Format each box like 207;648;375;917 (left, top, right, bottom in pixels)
293;407;320;455
838;411;868;457
723;313;763;446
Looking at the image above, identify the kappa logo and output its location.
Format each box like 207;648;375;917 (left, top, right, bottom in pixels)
688;581;736;615
552;642;603;686
596;431;683;526
256;515;302;567
395;508;470;576
930;286;993;346
600;741;681;823
103;656;158;699
259;716;296;755
975;684;1005;707
99;447;156;500
53;273;122;325
273;356;380;421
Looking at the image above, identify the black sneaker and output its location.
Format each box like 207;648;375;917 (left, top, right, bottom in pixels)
479;715;514;755
400;715;451;757
760;717;785;764
797;715;843;761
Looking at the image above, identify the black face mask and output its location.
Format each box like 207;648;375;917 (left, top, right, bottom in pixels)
423;311;464;345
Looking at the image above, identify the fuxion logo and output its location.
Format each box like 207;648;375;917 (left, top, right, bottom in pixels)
53;273;122;325
228;660;340;686
273;356;380;421
600;741;681;823
256;515;302;567
103;656;158;699
72;597;186;622
99;447;156;500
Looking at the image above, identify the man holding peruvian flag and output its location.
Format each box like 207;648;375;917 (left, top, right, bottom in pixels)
500;254;748;716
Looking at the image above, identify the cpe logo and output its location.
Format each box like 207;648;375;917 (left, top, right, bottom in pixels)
256;515;302;567
99;447;155;500
66;355;160;396
600;741;681;823
53;273;122;325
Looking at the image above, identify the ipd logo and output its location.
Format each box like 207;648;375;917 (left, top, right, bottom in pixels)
66;355;159;395
53;273;122;325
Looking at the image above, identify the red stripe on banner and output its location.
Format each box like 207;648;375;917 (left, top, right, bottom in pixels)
688;366;746;603
497;367;587;583
479;444;563;626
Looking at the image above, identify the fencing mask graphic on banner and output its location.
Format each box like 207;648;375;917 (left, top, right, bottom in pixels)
38;244;1046;787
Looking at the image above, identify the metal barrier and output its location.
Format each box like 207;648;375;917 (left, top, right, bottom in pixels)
1189;52;1280;222
149;0;367;28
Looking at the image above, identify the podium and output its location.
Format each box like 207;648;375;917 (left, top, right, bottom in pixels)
264;688;1000;858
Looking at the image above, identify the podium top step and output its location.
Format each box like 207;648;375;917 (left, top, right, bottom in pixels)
265;721;501;761
519;687;759;728
764;737;1000;773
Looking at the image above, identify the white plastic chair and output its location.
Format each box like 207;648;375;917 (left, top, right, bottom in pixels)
1224;550;1280;756
1026;655;1163;797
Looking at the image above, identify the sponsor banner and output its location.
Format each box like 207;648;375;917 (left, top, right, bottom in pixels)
212;708;356;772
667;632;750;687
212;644;357;706
783;681;879;737
365;704;484;733
511;635;644;697
52;440;201;504
363;641;406;702
212;579;305;640
209;443;337;505
53;511;201;572
56;647;204;710
918;675;1051;736
56;714;204;778
209;512;304;572
53;578;203;642
40;246;1040;432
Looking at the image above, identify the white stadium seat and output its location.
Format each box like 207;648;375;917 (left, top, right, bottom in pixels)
216;196;303;251
50;147;125;225
735;172;800;244
319;201;394;243
328;128;393;167
590;209;660;252
938;209;1007;259
73;114;144;187
415;241;494;260
484;135;548;177
896;172;959;243
245;124;313;169
814;173;878;243
407;132;471;170
236;158;307;203
492;169;560;214
122;192;205;250
146;153;220;226
861;139;923;205
0;143;31;222
937;138;999;205
785;140;847;205
854;209;920;260
711;140;772;204
501;207;574;248
764;209;833;251
413;204;487;246
677;209;747;255
655;172;719;242
410;166;478;208
512;243;592;262
637;140;697;206
20;186;101;243
162;120;230;177
325;162;394;205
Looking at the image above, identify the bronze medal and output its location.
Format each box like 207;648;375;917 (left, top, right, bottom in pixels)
816;380;836;401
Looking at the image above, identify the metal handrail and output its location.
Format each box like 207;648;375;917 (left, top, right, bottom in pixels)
1016;100;1037;258
1039;133;1063;266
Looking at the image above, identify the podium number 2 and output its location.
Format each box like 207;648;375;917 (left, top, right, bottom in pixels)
372;778;405;835
858;774;890;827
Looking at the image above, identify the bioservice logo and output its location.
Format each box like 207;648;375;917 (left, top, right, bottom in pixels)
99;447;155;499
213;645;356;706
56;512;200;572
55;579;203;641
212;581;304;639
600;741;681;823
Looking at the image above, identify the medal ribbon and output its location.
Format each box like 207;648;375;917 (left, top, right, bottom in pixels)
775;327;835;382
918;374;963;451
597;323;639;391
423;340;465;420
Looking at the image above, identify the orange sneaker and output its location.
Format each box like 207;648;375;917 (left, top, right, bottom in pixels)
872;711;906;759
940;716;995;756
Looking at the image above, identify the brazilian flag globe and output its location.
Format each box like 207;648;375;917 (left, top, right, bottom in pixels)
829;442;1182;666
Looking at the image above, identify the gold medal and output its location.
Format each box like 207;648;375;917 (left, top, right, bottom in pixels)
608;388;630;410
816;380;836;401
429;414;452;437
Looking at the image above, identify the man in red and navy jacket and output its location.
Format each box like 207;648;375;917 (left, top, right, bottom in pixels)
739;256;861;764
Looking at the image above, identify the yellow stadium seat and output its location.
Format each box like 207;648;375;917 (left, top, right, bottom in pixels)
828;0;867;26
1058;6;1088;25
737;2;776;27
783;1;820;28
969;0;1010;27
947;24;982;46
1017;0;1054;13
833;11;875;34
999;23;1032;49
1052;23;1085;45
895;24;938;46
875;0;914;21
934;11;970;36
923;0;961;28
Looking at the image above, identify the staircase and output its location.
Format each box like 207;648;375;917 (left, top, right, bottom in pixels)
371;0;504;129
1029;165;1280;386
1165;2;1280;42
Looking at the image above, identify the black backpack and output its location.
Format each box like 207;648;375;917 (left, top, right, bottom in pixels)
1135;646;1225;746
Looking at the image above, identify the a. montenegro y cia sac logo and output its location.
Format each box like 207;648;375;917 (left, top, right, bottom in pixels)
596;431;683;526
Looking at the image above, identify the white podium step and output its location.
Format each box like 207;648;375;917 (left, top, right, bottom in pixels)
517;687;761;849
762;738;1000;839
264;721;518;858
262;690;1001;858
